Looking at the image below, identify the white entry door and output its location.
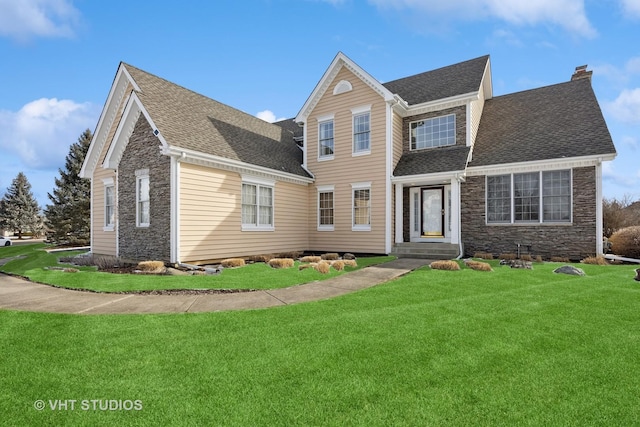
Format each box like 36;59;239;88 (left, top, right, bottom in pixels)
410;186;449;241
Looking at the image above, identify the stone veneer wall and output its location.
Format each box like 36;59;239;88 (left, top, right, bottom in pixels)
118;116;171;261
460;166;597;260
402;105;467;154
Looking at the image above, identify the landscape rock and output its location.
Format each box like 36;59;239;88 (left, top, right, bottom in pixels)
343;253;356;260
500;259;533;269
553;265;586;276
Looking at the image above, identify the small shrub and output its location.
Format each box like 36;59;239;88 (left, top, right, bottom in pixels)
137;260;166;273
298;264;313;271
332;260;345;271
582;255;608;265
609;226;640;259
300;256;322;263
220;258;246;268
314;261;331;274
474;252;494;260
343;259;358;268
464;260;493;272
321;253;340;261
343;253;356;260
519;254;533;262
63;268;79;273
276;251;303;259
247;254;271;263
550;256;570;263
534;255;543;263
499;253;516;260
430;260;461;271
268;258;295;269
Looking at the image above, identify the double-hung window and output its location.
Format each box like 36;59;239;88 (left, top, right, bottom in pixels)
410;114;456;150
352;105;371;155
135;170;150;227
319;119;334;159
352;182;371;231
317;185;334;231
242;177;274;231
103;178;115;230
486;170;571;224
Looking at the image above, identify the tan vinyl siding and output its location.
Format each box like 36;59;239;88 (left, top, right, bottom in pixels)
469;81;486;146
179;163;308;263
90;83;134;256
392;110;403;167
307;67;388;253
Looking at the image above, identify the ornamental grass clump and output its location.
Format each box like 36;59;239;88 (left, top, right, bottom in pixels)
343;259;357;268
220;258;246;268
464;260;493;272
430;260;460;271
268;258;295;269
247;254;271;263
314;261;331;274
137;260;166;273
331;260;345;271
473;252;494;260
321;253;340;261
300;256;322;263
609;226;640;259
499;253;516;260
582;255;608;265
550;256;570;263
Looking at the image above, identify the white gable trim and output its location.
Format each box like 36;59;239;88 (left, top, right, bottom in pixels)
295;52;396;123
102;93;169;170
80;64;134;178
466;154;616;177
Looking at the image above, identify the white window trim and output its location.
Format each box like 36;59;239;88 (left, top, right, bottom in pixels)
317;114;335;161
352;105;371;156
409;113;456;151
317;185;335;231
351;182;371;231
135;169;150;228
241;175;275;232
485;169;573;225
102;177;115;232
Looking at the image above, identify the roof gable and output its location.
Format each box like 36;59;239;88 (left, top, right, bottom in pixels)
470;78;616;167
382;55;490;106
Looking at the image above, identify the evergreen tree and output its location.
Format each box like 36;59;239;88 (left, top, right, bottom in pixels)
44;129;92;245
0;172;43;239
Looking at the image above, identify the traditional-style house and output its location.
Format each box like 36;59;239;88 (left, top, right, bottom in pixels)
80;54;616;263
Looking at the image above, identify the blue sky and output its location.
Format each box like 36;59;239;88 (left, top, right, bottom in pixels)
0;0;639;207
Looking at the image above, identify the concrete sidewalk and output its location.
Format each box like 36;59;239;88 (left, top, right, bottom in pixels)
0;258;430;315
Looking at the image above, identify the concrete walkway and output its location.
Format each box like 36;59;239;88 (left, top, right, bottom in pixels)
0;258;430;315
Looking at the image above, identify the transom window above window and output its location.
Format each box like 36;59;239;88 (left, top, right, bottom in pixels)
319;120;334;158
410;114;456;150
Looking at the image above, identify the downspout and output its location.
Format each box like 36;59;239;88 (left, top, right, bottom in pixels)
456;174;465;260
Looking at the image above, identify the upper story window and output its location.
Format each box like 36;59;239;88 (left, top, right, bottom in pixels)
319;120;334;159
410;114;456;150
352;105;371;155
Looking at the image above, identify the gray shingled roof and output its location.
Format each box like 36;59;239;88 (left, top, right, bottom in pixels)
394;145;470;176
123;64;310;178
273;118;303;139
470;78;616;167
382;56;489;105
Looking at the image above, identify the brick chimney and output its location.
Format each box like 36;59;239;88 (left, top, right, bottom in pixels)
571;65;593;82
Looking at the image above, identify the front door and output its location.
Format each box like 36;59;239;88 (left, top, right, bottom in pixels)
421;187;444;237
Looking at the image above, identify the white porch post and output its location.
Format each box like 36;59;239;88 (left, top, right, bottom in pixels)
395;183;403;243
450;177;461;245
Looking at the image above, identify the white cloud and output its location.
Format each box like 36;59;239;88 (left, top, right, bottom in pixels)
605;88;640;124
621;0;640;17
367;0;596;37
0;0;81;41
621;135;638;151
256;110;286;123
602;161;638;187
0;98;99;169
593;56;640;86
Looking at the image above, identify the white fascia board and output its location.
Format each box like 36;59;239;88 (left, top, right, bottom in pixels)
391;171;466;185
398;91;480;118
482;56;494;100
163;146;315;185
80;63;134;178
295;52;395;123
466;153;617;176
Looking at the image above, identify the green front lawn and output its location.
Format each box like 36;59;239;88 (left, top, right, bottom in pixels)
0;244;393;291
0;258;638;425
